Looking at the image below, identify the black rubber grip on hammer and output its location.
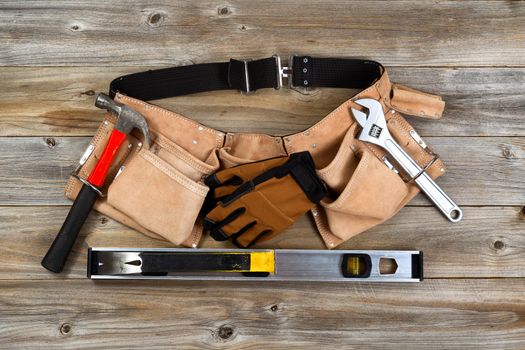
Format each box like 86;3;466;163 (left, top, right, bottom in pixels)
41;184;98;273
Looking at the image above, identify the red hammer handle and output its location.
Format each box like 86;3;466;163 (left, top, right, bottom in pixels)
88;129;127;187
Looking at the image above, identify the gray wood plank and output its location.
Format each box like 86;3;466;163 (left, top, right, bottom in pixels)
1;279;524;349
0;136;523;206
1;67;524;137
1;206;523;279
1;1;524;67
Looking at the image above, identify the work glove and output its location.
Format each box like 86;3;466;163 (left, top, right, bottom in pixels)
203;152;327;248
202;155;290;214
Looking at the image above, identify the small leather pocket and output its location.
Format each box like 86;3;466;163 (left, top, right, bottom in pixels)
219;133;287;168
319;143;408;242
389;83;445;119
218;147;255;168
107;142;212;245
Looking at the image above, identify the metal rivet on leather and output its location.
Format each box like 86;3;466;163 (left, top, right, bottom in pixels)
104;120;109;125
311;143;316;148
198;126;203;131
192;139;198;145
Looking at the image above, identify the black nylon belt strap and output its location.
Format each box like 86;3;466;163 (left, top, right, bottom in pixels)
109;56;384;101
291;57;383;89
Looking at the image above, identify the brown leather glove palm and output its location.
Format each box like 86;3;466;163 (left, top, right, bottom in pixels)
203;152;327;248
202;156;290;214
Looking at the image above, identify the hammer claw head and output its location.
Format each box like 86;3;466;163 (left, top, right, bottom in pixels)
95;93;151;149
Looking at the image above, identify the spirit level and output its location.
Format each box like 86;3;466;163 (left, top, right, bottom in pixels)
88;248;423;282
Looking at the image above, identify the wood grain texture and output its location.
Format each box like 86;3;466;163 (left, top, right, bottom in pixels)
1;1;525;348
1;1;524;67
0;136;523;206
0;279;524;349
1;206;523;279
1;67;524;137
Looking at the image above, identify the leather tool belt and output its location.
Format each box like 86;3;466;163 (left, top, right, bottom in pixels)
65;55;446;248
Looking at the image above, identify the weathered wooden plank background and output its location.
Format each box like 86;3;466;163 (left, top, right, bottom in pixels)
0;1;524;349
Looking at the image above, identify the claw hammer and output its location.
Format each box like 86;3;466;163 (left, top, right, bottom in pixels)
42;93;151;273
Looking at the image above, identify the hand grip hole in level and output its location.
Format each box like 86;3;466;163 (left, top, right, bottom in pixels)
379;258;398;275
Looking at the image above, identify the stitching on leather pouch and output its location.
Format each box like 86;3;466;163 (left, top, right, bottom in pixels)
322;153;370;210
229;133;280;141
190;222;203;247
218;147;259;166
317;124;357;178
311;208;335;246
117;94;219;136
155;135;215;174
317;142;351;179
392;113;428;165
64;177;75;198
392;104;434;119
291;77;380;141
140;150;208;197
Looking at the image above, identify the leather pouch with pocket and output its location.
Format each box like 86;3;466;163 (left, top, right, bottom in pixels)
312;85;447;248
65;117;219;247
314;124;406;247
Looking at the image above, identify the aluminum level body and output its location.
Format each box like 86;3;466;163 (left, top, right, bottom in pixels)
88;248;423;283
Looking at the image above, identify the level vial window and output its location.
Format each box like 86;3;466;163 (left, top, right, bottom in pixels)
341;254;372;278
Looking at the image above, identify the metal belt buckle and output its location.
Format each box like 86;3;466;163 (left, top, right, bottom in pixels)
273;54;296;90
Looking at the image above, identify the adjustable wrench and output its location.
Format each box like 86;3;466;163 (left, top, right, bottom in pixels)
351;98;462;222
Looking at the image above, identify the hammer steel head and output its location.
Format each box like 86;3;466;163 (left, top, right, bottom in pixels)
351;98;391;147
95;93;151;148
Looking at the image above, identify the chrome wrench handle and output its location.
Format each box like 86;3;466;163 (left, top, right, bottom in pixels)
384;139;462;222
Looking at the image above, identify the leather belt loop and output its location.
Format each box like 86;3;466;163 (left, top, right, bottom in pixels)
228;58;252;93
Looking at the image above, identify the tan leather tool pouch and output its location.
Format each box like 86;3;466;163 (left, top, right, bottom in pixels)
106;133;214;245
312;82;447;248
315;124;408;247
65;116;219;247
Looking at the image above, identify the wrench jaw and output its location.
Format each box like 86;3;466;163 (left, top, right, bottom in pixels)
351;98;390;147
